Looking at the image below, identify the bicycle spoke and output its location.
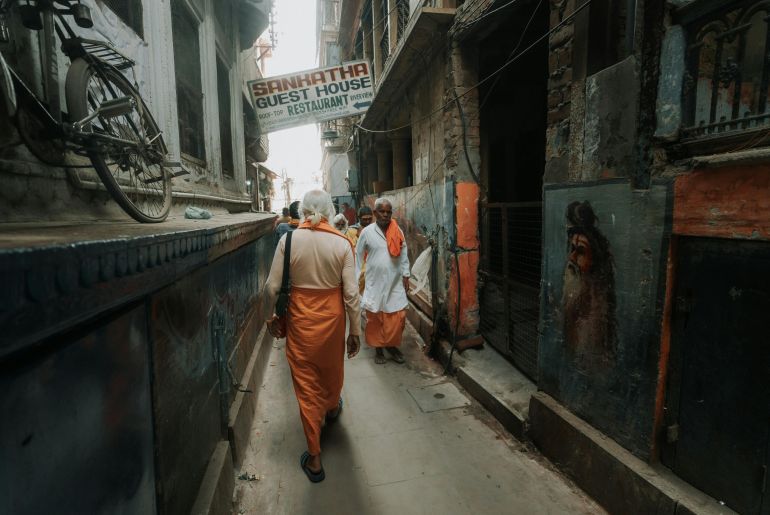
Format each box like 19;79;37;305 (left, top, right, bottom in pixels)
83;69;169;219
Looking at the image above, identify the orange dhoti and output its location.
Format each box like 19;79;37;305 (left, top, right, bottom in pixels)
286;286;346;455
365;309;407;348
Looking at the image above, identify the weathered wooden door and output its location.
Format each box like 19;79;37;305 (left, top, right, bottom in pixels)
663;238;770;514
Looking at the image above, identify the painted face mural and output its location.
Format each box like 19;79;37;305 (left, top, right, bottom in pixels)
561;201;617;364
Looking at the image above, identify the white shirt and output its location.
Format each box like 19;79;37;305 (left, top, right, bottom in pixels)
356;223;410;313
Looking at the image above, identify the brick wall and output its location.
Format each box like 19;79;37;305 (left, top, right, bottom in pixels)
544;0;577;183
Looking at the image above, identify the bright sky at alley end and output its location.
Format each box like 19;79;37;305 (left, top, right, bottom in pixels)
263;0;323;209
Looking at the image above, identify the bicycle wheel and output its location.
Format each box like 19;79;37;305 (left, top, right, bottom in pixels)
65;58;171;223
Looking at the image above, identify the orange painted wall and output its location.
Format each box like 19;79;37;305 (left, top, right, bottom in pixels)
447;250;480;337
449;182;480;337
455;182;480;250
673;165;770;240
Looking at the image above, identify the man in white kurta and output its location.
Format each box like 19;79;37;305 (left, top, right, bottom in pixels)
356;198;410;364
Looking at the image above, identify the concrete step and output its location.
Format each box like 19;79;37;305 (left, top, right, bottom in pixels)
435;336;731;515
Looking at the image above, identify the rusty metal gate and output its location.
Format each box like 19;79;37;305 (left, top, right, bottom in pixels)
479;201;542;380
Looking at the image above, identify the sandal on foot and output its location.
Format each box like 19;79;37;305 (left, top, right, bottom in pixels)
326;398;343;422
386;347;405;364
375;350;387;364
300;451;325;483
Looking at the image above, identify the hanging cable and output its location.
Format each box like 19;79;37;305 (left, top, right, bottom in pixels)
478;0;544;111
354;0;591;134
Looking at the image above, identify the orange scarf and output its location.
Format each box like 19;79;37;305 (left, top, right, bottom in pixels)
289;218;300;227
299;219;354;251
384;219;404;257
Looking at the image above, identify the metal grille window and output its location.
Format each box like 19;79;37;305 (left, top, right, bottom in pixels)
396;0;410;40
479;202;542;381
379;29;390;64
379;0;390;66
172;1;205;161
682;0;770;138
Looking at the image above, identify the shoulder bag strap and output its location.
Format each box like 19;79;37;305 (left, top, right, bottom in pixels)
280;231;292;294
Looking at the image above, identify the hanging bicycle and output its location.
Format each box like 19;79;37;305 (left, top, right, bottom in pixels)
0;0;180;223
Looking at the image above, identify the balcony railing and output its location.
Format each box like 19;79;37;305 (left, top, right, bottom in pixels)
396;0;410;40
379;20;390;65
682;0;770;139
375;0;413;78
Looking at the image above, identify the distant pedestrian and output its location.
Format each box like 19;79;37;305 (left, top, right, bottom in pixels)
275;201;300;238
263;189;361;483
354;205;374;294
356;197;409;364
342;202;357;226
333;213;359;248
274;207;291;228
353;205;373;230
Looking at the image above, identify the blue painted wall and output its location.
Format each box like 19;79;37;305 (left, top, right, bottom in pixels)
1;225;275;515
539;181;671;458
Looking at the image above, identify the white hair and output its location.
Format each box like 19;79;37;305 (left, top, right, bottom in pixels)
374;197;393;210
333;213;348;231
300;189;335;227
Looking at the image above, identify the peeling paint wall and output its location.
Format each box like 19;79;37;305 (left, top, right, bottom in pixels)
0;226;276;515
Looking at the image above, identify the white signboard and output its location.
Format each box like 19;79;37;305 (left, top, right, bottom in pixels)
247;59;374;134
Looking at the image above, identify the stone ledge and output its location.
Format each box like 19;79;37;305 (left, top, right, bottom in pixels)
190;440;234;515
0;213;275;361
406;301;434;347
434;338;534;439
689;147;770;169
228;325;274;469
529;392;734;515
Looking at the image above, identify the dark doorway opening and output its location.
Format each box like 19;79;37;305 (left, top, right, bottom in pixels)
477;0;548;381
663;237;770;515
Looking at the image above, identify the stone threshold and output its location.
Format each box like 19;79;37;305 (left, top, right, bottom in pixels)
433;335;733;515
0;213;275;362
529;393;734;515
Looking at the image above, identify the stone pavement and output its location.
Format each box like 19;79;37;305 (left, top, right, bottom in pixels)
234;321;604;515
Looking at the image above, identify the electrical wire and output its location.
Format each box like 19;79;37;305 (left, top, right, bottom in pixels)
354;0;591;134
451;0;526;36
478;0;544;111
443;249;462;375
354;0;582;372
452;88;481;186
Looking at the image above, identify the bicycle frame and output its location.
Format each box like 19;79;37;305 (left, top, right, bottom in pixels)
0;0;166;160
0;51;16;117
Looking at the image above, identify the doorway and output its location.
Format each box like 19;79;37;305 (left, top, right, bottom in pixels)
663;237;770;514
477;0;548;381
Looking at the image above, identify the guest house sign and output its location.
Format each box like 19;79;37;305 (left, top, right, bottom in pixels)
248;59;374;134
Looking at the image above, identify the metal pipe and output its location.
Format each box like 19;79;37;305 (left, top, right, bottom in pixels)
625;0;637;55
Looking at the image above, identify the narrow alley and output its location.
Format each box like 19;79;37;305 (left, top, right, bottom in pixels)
235;321;602;514
3;0;770;514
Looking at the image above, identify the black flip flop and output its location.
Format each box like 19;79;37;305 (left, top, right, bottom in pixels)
386;347;405;364
326;398;343;422
300;451;325;483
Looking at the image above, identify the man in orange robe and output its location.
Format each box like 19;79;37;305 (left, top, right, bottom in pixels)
264;190;360;482
355;197;410;364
